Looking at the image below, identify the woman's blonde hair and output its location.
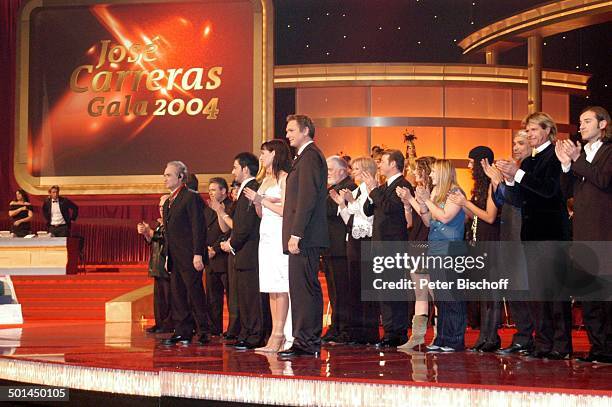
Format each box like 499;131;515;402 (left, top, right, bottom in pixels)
351;156;377;179
431;159;459;205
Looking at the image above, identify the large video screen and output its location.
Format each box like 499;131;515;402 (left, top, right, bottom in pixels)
25;1;255;177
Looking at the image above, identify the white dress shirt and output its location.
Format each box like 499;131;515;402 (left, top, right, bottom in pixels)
50;200;66;226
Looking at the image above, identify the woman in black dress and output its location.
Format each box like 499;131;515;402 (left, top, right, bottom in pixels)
8;189;33;237
449;146;501;352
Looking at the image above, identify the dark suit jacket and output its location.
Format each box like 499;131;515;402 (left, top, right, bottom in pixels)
324;176;357;257
42;197;79;226
282;142;330;252
560;141;612;241
229;179;260;270
204;197;232;272
163;186;208;272
509;143;569;241
363;174;413;241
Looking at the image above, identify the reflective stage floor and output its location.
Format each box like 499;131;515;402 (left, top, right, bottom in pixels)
0;321;610;406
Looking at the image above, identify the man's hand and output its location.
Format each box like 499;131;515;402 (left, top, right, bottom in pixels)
555;142;571;167
361;171;378;193
560;139;581;162
482;158;504;187
208;246;216;259
341;188;355;203
193;255;204;271
288;236;300;254
208;198;224;213
220;240;231;253
329;189;344;206
496;160;519;180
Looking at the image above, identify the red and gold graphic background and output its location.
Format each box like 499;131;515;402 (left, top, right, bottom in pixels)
27;1;254;177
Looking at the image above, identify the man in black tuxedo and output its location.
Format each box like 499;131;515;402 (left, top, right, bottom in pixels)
204;177;233;336
221;153;266;350
42;185;78;237
363;149;413;348
279;114;329;357
497;112;571;360
558;106;612;364
321;155;356;343
161;161;210;346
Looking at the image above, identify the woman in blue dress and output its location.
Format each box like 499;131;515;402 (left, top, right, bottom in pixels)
412;159;467;352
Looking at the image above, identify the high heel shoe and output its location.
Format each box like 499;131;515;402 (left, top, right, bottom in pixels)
398;314;428;350
255;334;286;353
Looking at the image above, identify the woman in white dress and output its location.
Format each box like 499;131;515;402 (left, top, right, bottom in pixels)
244;139;293;352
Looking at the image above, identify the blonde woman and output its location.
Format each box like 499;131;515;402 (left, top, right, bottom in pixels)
330;156;380;344
404;159;467;352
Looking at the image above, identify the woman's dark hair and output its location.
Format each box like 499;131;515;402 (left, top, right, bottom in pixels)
261;139;292;180
470;159;490;210
16;189;30;203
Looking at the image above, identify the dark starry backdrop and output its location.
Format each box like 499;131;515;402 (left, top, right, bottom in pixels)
273;0;611;135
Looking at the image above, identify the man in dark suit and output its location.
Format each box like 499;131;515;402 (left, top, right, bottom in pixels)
42;185;78;237
161;161;210;346
558;106;612;364
363;149;413;348
279;114;329;357
204;177;233;336
321;155;356;343
221;153;266;350
497;112;572;360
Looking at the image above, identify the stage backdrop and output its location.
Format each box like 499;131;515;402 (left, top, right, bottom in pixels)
15;0;273;195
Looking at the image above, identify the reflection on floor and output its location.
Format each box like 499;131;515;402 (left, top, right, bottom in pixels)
0;321;610;406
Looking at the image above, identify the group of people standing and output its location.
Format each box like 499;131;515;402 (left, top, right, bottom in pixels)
141;106;611;363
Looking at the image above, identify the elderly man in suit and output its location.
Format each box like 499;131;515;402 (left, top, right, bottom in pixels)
363;149;414;348
161;161;210;346
558;106;612;364
279;114;329;357
321;156;356;344
497;112;571;360
221;153;266;350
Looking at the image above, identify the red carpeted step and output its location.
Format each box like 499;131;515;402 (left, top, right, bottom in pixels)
11;267;153;321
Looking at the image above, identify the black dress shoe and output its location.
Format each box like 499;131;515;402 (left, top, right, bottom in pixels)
375;338;405;348
547;351;569;360
321;335;338;343
162;335;192;346
197;334;211;345
146;325;159;333
497;343;533;355
467;342;484;352
480;342;501;353
223;333;238;341
529;350;550;359
277;345;319;358
232;340;257;350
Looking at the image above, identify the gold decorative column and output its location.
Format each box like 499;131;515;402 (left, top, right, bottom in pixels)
527;35;542;113
485;49;498;65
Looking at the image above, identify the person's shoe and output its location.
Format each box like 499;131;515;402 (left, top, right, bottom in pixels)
197;334;211;345
146;325;159;333
398;315;428;350
440;346;456;352
222;332;238;341
375;338;405;348
547;351;569;360
162;335;191;346
425;344;441;352
480;342;501;353
497;343;533;355
529;350;550;359
277;346;319;358
467;342;484;352
233;340;257;350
